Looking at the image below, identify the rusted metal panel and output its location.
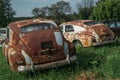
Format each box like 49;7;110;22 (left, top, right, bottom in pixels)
60;20;117;47
2;18;77;72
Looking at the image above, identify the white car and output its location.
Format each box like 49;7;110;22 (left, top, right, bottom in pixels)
59;20;117;47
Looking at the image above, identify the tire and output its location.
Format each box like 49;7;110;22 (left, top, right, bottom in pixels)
73;40;82;47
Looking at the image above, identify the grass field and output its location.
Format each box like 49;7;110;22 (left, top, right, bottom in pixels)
0;40;120;80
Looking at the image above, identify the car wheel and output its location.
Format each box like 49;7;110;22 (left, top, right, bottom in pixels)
73;40;83;47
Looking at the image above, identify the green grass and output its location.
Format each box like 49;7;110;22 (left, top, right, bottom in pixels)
0;40;120;80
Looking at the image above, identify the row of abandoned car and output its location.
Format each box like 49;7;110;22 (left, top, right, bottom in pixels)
0;18;118;72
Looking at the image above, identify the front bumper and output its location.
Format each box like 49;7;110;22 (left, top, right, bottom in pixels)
92;39;116;46
18;55;77;72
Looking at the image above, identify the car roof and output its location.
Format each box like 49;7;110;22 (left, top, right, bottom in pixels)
8;18;55;28
8;18;56;35
60;20;94;27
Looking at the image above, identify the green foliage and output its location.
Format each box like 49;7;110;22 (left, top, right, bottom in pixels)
77;0;94;19
90;0;120;20
32;7;50;18
77;7;93;19
0;0;15;28
68;12;81;20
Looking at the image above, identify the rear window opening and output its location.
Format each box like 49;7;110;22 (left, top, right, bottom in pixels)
21;23;56;33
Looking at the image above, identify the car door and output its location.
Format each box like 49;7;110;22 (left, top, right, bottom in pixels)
63;25;75;42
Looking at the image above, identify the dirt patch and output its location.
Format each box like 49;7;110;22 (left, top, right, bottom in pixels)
75;71;97;80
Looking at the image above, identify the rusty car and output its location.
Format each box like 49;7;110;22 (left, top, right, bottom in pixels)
101;20;120;36
2;18;77;72
59;20;117;47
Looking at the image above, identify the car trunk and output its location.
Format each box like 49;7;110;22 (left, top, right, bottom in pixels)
90;24;115;41
21;30;66;65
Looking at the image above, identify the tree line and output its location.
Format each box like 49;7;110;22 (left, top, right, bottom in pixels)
0;0;15;28
31;0;94;24
0;0;120;27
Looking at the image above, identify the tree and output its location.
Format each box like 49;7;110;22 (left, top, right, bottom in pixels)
77;0;94;19
50;1;72;24
69;12;81;20
32;1;72;24
90;0;120;20
32;7;50;18
32;8;41;17
0;0;15;27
